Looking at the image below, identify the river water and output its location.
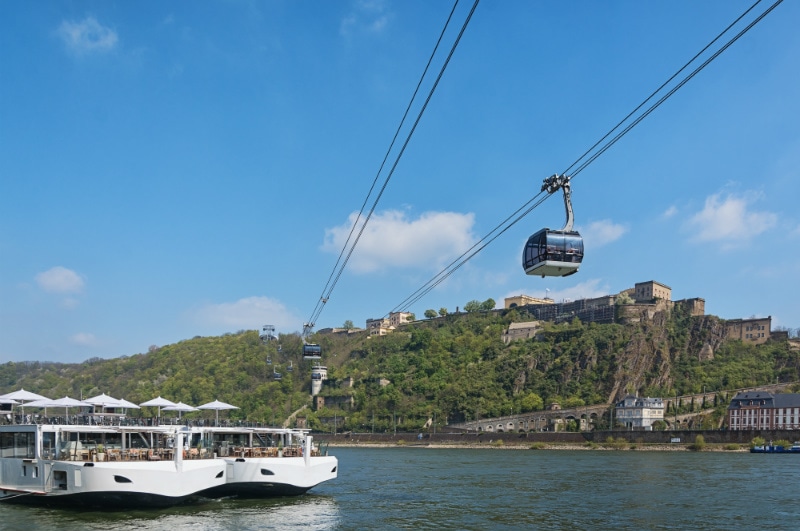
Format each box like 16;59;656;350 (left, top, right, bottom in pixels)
1;447;797;530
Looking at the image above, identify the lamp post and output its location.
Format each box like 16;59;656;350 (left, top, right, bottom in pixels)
674;391;678;429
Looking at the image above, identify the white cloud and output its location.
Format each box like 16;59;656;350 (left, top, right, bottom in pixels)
685;191;777;248
662;205;678;219
504;278;610;303
340;0;391;36
577;219;628;248
70;332;100;347
35;266;85;294
191;296;301;331
323;210;477;274
58;17;118;55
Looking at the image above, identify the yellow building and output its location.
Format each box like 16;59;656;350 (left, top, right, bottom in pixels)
504;295;554;309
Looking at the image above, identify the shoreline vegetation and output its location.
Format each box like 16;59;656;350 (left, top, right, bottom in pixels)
325;441;749;452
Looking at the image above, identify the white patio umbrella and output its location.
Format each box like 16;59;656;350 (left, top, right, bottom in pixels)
162;401;199;418
139;396;177;416
197;399;239;425
1;389;50;417
20;397;59;417
48;396;91;418
84;393;122;412
115;398;141;410
0;389;48;402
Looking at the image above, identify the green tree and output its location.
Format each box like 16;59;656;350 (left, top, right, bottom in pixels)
616;292;634;305
480;298;496;311
520;392;544;412
439;307;448;317
464;300;481;313
651;420;667;431
424;309;438;319
343;320;355;330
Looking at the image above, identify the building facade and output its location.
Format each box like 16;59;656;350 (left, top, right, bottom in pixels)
727;391;800;430
502;321;541;344
366;318;391;336
389;312;414;328
633;280;672;302
725;317;772;345
366;312;414;336
674;298;706;316
615;395;665;430
504;295;554;309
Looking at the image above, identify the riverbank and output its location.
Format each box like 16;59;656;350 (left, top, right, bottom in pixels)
315;430;759;451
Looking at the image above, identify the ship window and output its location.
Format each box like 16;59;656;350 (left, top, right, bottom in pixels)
260;468;275;476
114;475;133;483
0;432;35;459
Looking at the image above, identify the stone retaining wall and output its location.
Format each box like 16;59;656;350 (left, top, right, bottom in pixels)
315;429;799;446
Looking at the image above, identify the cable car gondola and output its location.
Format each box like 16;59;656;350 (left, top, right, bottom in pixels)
303;344;322;359
523;174;584;278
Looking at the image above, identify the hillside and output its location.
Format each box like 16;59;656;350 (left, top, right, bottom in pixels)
2;305;798;432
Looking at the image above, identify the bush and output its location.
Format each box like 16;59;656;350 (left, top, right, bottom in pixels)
751;436;766;448
604;436;627;450
530;442;546;450
723;444;741;451
688;434;706;451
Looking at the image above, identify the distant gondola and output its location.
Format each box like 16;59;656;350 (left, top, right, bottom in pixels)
523;174;584;278
303;344;322;359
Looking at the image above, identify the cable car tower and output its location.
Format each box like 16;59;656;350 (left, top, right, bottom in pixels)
522;174;584;277
260;325;277;344
302;322;322;359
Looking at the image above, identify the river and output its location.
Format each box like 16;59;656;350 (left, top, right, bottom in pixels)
0;447;797;530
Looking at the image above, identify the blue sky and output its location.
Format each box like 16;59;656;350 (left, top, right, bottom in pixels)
2;1;798;364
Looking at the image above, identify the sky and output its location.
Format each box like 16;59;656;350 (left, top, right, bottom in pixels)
2;1;799;364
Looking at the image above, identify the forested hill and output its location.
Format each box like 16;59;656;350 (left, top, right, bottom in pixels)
1;305;798;431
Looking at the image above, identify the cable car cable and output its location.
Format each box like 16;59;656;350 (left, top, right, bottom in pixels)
305;0;481;330
390;191;551;314
568;0;781;182
388;190;547;315
561;0;767;179
388;0;782;313
306;0;465;329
